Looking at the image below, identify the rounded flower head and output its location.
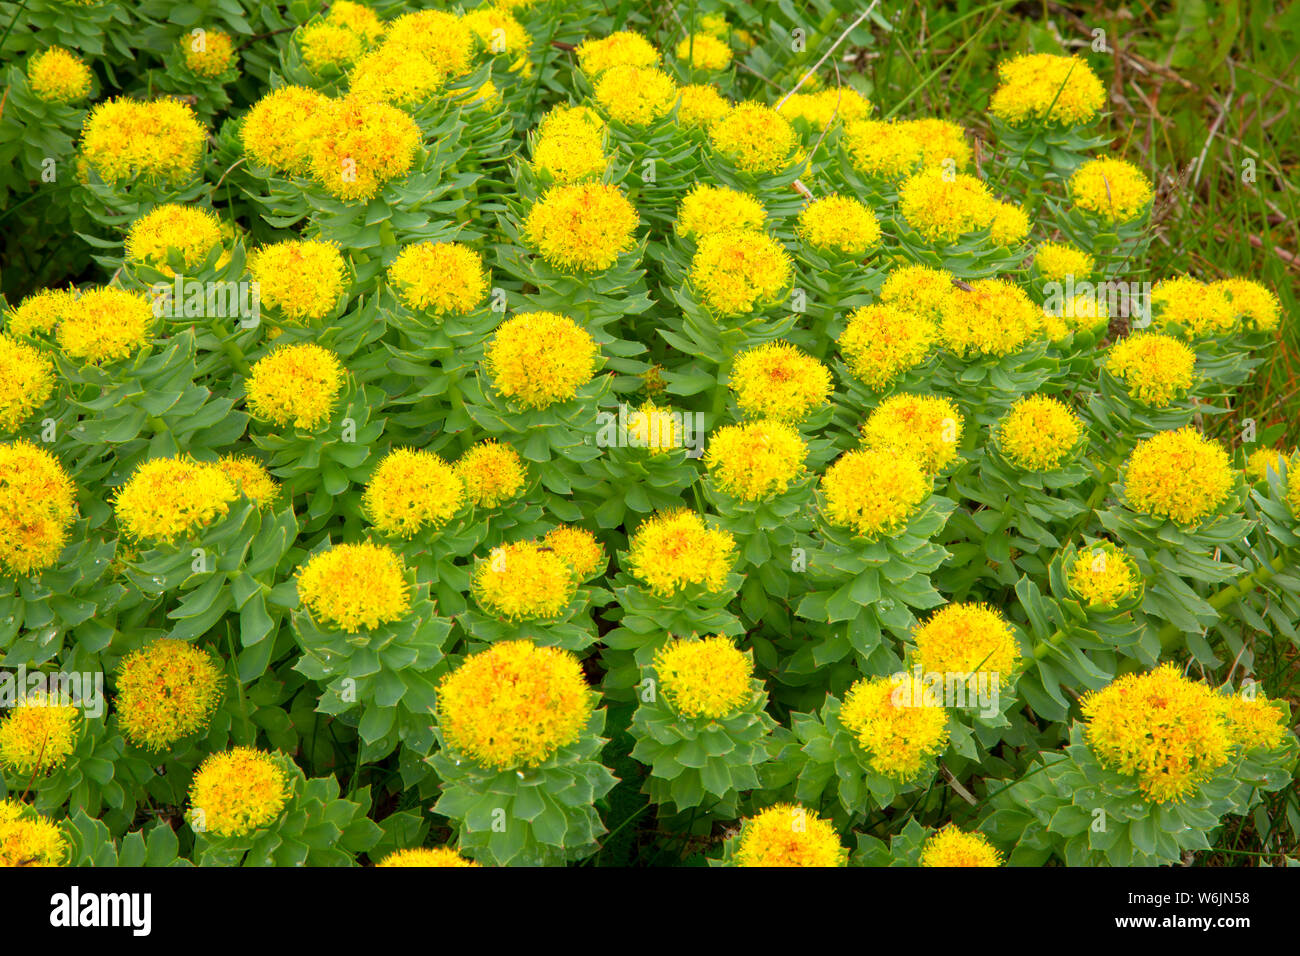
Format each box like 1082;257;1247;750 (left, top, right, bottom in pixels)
0;335;55;432
297;21;363;73
899;169;1001;245
297;542;411;631
125;204;223;274
385;11;475;78
1034;241;1095;282
840;674;949;780
463;6;529;55
523;182;638;272
0;441;76;576
249;239;347;325
542;525;605;580
996;395;1083;471
348;43;446;107
363;448;464;538
940;278;1041;357
654;636;753;719
188;748;289;837
181;28;236;78
676;33;731;70
843;119;924;180
576;31;659;76
436;640;594;770
861;393;964;475
245;343;345;431
839;303;937;390
114;456;237;543
987;201;1030;247
1070;157;1153;223
729;341;831;422
705;420;807;501
1212;277;1281;333
879;264;958;322
1221;694;1288;753
28;47;92;103
625;403;683;454
473;541;576;621
627;509;736;596
240;85;331;175
305;95;422;202
1150;277;1238;339
532;105;607;183
0;801;67;866
708;101;798;173
456;441;526;508
689;229;792;315
906;117;973;169
796;194;880;256
388;242;487;317
1068;541;1140;608
1124;427;1233;526
1105;332;1196;408
675;83;730;127
0;692;79;774
989;53;1105;126
378;847;479;867
675;184;766;240
779;87;872;129
81;98;206;185
820;448;929;539
1245;447;1292;484
217;455;278;504
913;603;1020;687
115;639;223;751
919;827;1003;867
594;64;677;125
56;286;153;365
734;804;847;867
1082;664;1232;803
5;288;75;339
485;311;599;408
326;0;386;44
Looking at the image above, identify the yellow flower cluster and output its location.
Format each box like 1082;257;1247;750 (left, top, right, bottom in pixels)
0;692;80;774
240;86;331;176
387;242;488;317
297;541;411;632
28;47;93;103
1245;447;1292;484
472;540;577;621
919;827;1003;867
1034;241;1095;282
1069;157;1153;223
676;33;732;70
55;287;154;365
689;229;792;315
627;509;736;596
653;636;753;719
125;204;224;274
1105;332;1196;407
81;98;206;185
996;395;1083;471
839;303;937;390
363;448;464;538
0;335;54;433
0;441;77;576
304;95;422;202
1067;541;1140;608
729;342;831;422
989;53;1105;126
879;264;957;321
1123;427;1233;526
217;455;278;504
523;182;639;272
840;674;949;780
575;30;659;76
181;29;237;78
188;748;290;837
940;278;1041;357
705;420;808;500
820;448;930;538
244;343;346;431
378;846;479;867
675;184;766;240
842;117;971;180
532;105;607;183
114;456;237;544
734;803;847;867
708;101;798;173
1150;276;1240;339
594;64;678;126
675;83;730;127
456;440;527;507
485;311;599;408
542;525;606;580
249;239;347;324
116;639;223;750
912;603;1020;686
899;169;1028;247
796;194;881;256
0;800;67;866
860;393;964;475
779;87;872;128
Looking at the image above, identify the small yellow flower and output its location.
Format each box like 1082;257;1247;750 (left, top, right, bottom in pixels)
244;343;346;431
594;64;678;126
906;117;973;170
125;204;224;274
899;168;1001;245
1082;664;1231;803
115;639;223;751
298;21;363;73
297;541;411;631
912;604;1020;686
543;525;605;580
796;194;880;256
0;441;77;576
377;846;479;867
532;105;607;183
575;30;659;76
485;311;599;408
326;0;386;44
55;286;153;365
523;182;638;272
860;393;964;475
456;441;527;508
1105;332;1196;408
363;448;464;538
675;184;766;240
625;402;683;455
348;43;446;107
249;239;347;325
473;540;576;620
1150;277;1238;339
820;448;930;539
217;455;278;504
240;85;331;176
705;420;807;500
1221;694;1288;753
996;395;1083;471
305;94;422;202
27;47;92;103
1067;541;1140;608
0;800;67;866
1034;241;1095;282
734;803;847;867
689;229;792;315
708;101;798;173
188;748;290;837
676;33;731;70
919;827;1003;867
879;264;957;321
0;335;55;432
940;278;1041;357
1212;277;1281;333
436;640;594;770
1245;447;1292;484
840;674;949;780
1124;427;1234;526
4;288;75;339
989;53;1105;126
729;341;831;422
384;10;476;78
388;242;488;317
627;509;736;596
675;83;730;127
653;636;753;719
114;456;237;543
778;87;872;128
180;29;237;78
1069;157;1153;223
988;201;1030;247
81;98;206;185
839;303;936;390
0;691;80;774
463;6;529;55
842;118;923;180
